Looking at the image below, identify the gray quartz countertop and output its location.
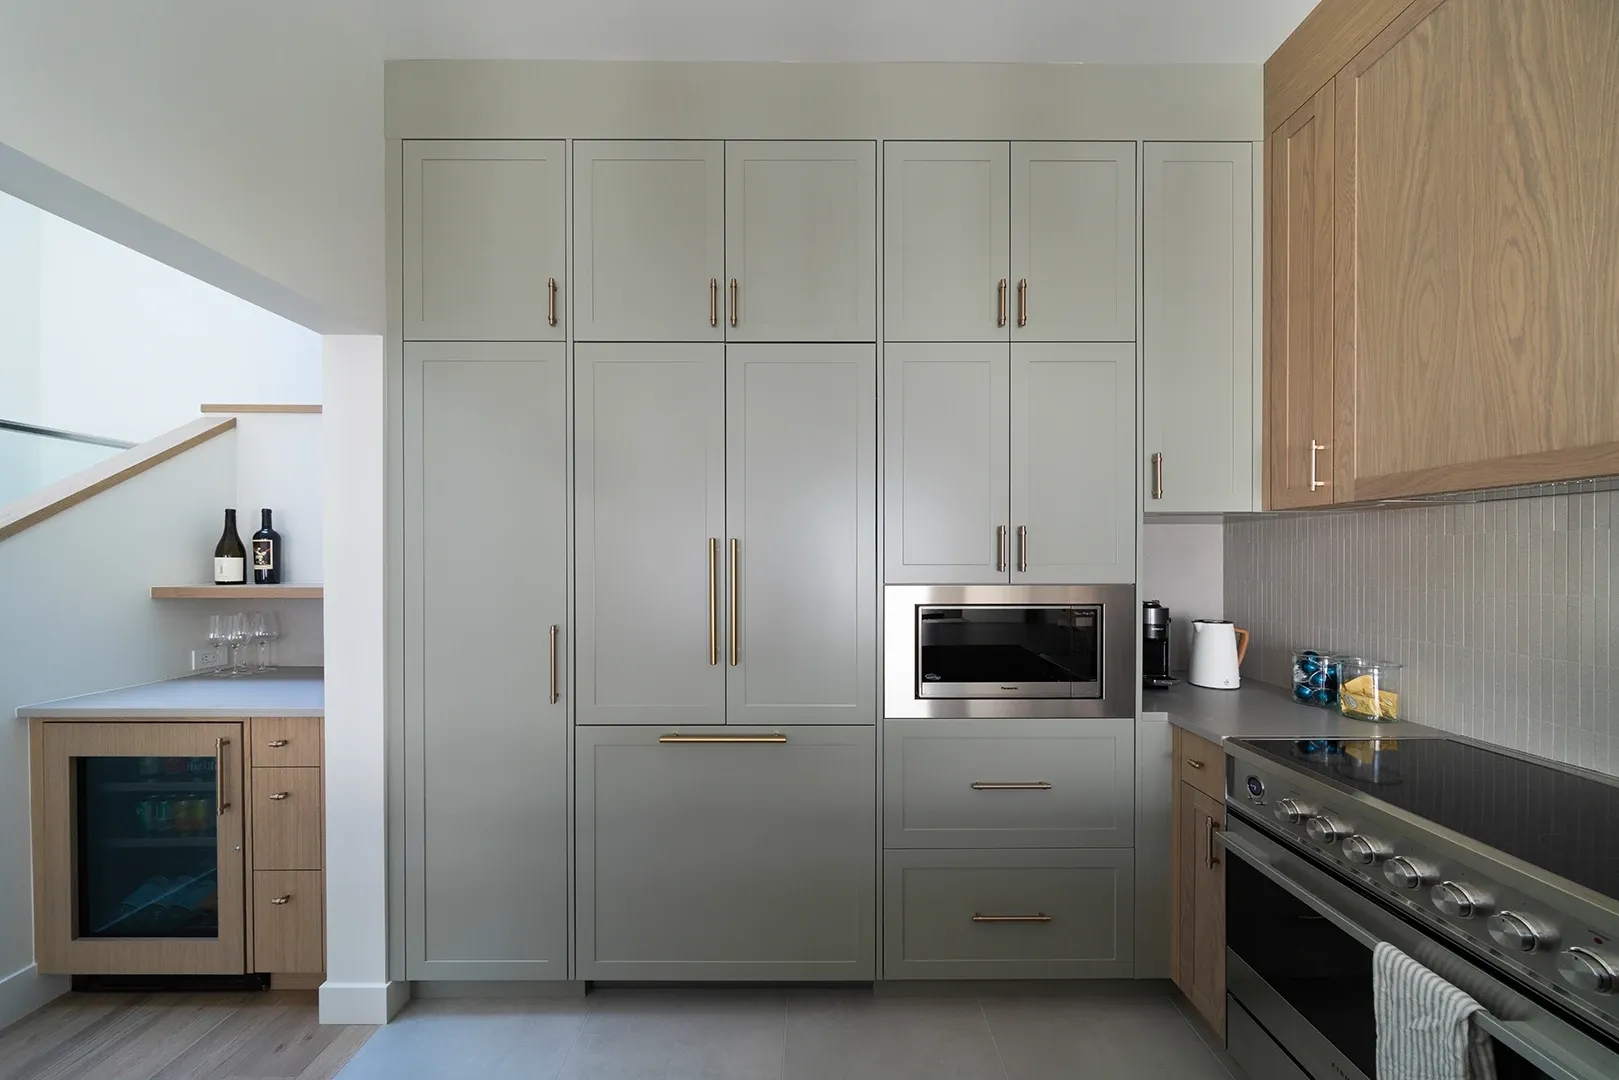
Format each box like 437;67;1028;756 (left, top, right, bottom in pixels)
17;668;324;718
1144;678;1442;742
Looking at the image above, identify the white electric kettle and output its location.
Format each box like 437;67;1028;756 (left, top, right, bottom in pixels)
1189;620;1251;690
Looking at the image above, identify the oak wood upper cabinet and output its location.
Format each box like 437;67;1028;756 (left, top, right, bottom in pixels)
1144;143;1257;513
1170;726;1225;1037
403;342;570;979
403;141;566;341
573;141;725;342
1011;143;1136;343
1329;0;1619;500
724;142;877;342
1266;84;1338;509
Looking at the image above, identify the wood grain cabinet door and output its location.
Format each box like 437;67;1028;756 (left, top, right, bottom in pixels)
1177;784;1226;1035
1011;142;1137;343
403;140;566;341
1266;84;1338;509
1332;0;1619;500
724;141;876;342
573;140;724;342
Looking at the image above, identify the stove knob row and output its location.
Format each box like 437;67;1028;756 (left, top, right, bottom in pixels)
1384;856;1439;891
1432;881;1493;920
1487;911;1559;953
1558;948;1619;995
1273;798;1317;825
1305;815;1351;845
1341;835;1392;865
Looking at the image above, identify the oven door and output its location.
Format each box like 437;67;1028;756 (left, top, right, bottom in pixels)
915;605;1086;698
1220;813;1619;1080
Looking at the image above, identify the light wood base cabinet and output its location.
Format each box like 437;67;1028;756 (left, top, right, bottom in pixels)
1170;727;1225;1038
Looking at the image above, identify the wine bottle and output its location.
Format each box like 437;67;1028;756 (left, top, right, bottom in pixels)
251;508;282;585
213;510;246;584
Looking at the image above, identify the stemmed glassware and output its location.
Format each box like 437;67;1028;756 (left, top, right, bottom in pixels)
247;611;280;672
206;611;283;675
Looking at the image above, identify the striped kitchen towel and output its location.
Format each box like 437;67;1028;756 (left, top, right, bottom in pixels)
1374;942;1497;1080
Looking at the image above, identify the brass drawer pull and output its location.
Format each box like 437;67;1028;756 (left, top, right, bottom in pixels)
1017;278;1027;327
970;782;1052;791
267;739;289;748
728;537;740;667
270;895;291;905
547;277;558;327
1206;818;1221;870
997;278;1008;327
709;278;719;327
548;624;560;705
658;733;787;744
729;278;739;328
216;737;230;816
1186;758;1205;770
708;538;720;666
269;792;289;801
1151;452;1164;500
1016;525;1027;573
972;913;1053;923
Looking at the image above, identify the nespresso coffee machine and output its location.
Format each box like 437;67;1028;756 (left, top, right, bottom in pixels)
1142;601;1175;688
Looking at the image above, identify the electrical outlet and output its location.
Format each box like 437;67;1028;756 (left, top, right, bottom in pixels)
192;647;226;671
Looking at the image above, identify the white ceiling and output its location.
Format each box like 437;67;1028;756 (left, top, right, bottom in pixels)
382;0;1314;64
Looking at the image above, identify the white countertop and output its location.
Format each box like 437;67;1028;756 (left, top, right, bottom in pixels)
1144;678;1443;742
17;668;324;718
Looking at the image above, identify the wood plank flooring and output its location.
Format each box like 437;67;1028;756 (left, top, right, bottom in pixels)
0;991;373;1080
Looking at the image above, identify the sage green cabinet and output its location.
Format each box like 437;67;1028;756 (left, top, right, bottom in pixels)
575;726;876;980
725;142;877;342
403;342;569;979
575;344;726;725
403;141;566;341
573;141;724;342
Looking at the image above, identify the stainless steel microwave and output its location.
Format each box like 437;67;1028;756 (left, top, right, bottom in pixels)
884;585;1135;719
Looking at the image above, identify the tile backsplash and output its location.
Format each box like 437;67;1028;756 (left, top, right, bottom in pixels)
1224;491;1615;777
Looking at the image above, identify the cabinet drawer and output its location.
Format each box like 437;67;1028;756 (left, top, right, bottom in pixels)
251;768;322;870
251;717;322;768
253;871;323;973
883;848;1134;979
884;718;1134;848
1175;726;1225;802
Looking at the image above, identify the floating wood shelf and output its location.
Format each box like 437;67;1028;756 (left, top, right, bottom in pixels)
150;585;323;599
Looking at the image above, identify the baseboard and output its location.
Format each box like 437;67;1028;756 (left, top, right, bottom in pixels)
412;980;587;999
319;979;411;1025
875;977;1176;998
0;964;69;1030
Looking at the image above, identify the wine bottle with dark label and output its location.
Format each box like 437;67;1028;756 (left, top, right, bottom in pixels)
252;509;282;585
213;510;246;584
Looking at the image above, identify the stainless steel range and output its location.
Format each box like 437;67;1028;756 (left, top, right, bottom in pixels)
1221;736;1619;1080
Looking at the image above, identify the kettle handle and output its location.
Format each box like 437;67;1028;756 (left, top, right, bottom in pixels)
1233;628;1250;666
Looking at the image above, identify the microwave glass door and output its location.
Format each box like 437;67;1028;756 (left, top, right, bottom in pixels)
916;605;1100;698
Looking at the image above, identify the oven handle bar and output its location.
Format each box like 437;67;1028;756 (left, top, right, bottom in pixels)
1220;817;1619;1080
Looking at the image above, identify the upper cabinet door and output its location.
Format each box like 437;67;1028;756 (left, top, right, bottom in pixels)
1010;343;1137;585
1011;143;1137;342
1143;142;1256;513
725;142;877;342
575;344;727;724
1266;85;1337;509
884;343;1010;584
574;141;724;342
884;143;1010;342
403;141;566;341
726;346;876;724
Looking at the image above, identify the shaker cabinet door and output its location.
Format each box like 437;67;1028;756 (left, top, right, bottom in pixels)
403;141;566;341
404;341;569;979
573;141;724;341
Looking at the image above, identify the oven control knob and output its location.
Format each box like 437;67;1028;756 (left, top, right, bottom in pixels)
1384;856;1439;890
1557;948;1619;994
1432;881;1493;920
1305;815;1351;845
1273;798;1316;825
1341;835;1393;865
1488;912;1559;953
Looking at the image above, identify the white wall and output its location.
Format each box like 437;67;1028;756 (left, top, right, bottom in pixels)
0;1;384;333
1141;522;1226;671
232;414;325;586
0;195;42;505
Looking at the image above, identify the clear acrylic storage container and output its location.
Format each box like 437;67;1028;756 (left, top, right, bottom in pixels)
1291;650;1342;709
1338;658;1402;722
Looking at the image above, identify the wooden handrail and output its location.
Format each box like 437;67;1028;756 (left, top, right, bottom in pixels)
200;403;321;414
0;416;236;543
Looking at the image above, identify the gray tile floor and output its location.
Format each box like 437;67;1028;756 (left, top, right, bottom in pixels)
334;989;1241;1080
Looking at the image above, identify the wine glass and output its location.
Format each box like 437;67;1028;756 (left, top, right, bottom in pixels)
248;611;280;672
224;613;250;677
206;615;230;677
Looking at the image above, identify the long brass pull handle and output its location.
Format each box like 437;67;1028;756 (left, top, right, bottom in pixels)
997;279;1008;327
728;537;740;666
1151;452;1164;501
270;895;291;906
269;792;289;801
996;525;1007;572
709;279;719;328
1186;758;1205;770
547;277;557;327
215;737;230;816
548;624;560;704
970;782;1052;791
729;279;739;328
659;733;788;744
267;739;289;748
708;538;720;666
1206;818;1221;869
1016;525;1028;573
1017;279;1027;327
972;913;1053;923
1310;440;1328;491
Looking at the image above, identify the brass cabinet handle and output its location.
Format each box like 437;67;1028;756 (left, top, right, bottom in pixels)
266;739;289;748
269;791;289;801
970;781;1052;791
729;278;739;328
996;525;1008;572
547;277;558;327
709;278;719;327
1017;278;1028;327
1310;439;1328;491
1016;525;1028;573
708;538;720;666
548;624;560;704
1186;758;1205;770
1151;452;1164;501
972;913;1053;923
997;279;1008;327
728;537;740;667
659;733;788;744
1206;818;1221;870
270;895;291;905
215;737;230;816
